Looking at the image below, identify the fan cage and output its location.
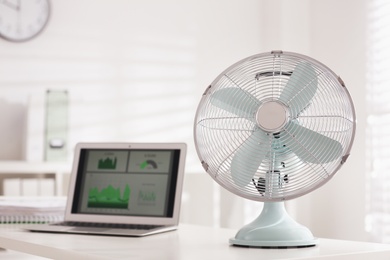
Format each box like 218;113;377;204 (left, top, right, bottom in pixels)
194;51;356;202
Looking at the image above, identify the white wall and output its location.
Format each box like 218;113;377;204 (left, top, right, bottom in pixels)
0;0;262;171
0;0;371;242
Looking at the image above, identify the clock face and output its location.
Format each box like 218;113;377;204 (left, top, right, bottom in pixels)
0;0;50;42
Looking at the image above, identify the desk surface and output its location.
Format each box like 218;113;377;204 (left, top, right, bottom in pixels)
0;224;390;260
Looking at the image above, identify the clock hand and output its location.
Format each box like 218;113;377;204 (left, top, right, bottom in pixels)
1;0;19;11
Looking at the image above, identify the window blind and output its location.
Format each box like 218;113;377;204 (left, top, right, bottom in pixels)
366;0;390;243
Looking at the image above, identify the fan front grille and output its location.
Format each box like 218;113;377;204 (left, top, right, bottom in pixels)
194;51;356;201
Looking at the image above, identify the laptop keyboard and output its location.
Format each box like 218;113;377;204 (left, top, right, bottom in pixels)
53;221;163;230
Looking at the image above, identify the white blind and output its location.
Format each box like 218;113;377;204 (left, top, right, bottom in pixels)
366;0;390;243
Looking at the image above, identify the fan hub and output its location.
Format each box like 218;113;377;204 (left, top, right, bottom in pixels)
256;101;289;133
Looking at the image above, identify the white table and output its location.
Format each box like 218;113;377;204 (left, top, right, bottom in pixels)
0;224;390;259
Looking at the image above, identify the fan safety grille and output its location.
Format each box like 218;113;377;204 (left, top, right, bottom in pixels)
194;51;356;201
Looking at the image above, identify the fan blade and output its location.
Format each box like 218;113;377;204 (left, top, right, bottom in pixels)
210;87;260;119
231;130;269;187
279;62;318;117
284;121;343;163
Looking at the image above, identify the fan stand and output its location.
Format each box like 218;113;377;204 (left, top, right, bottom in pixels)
229;201;318;248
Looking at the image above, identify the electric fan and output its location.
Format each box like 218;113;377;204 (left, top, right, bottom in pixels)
193;50;356;247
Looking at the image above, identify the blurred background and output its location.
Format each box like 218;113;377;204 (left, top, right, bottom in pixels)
0;0;388;244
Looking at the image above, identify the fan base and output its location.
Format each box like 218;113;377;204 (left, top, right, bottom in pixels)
229;202;318;248
229;238;318;248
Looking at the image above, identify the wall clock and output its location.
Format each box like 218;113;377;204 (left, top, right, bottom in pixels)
0;0;50;42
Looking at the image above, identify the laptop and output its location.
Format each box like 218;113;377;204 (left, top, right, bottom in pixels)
26;142;187;237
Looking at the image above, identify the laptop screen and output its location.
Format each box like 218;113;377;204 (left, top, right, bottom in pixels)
70;148;182;218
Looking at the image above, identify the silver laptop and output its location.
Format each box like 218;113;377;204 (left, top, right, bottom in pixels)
26;142;187;237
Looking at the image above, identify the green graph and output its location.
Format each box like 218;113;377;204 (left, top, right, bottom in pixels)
98;157;117;169
88;184;130;208
138;190;156;202
139;160;158;170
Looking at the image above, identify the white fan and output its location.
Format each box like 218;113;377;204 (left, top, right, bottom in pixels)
194;51;356;247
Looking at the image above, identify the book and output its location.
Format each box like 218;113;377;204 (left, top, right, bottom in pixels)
0;196;66;224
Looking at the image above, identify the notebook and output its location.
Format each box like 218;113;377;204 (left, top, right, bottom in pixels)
0;196;66;224
26;142;187;237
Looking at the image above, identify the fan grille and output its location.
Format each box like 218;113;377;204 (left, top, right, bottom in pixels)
194;51;356;201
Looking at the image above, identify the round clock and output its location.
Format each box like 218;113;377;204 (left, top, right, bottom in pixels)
0;0;50;42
